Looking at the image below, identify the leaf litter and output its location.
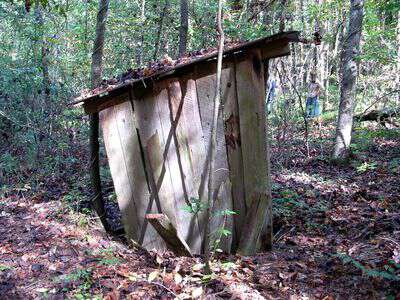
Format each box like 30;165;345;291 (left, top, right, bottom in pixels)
0;123;399;299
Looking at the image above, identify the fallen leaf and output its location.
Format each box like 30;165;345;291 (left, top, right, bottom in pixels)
191;286;203;298
148;270;159;282
174;272;183;284
192;263;204;272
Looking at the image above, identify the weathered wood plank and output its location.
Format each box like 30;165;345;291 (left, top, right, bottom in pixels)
177;79;207;241
195;71;230;200
146;214;192;257
99;103;141;243
235;49;272;255
221;64;246;251
209;179;234;253
112;100;161;250
260;60;273;251
135;92;193;251
153;87;191;246
100;102;147;245
167;79;203;253
195;69;233;252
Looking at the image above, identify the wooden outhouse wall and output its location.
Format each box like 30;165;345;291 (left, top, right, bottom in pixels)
99;49;272;253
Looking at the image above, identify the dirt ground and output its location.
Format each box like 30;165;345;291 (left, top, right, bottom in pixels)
1;123;399;299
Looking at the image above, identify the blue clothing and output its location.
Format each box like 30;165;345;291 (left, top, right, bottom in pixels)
266;80;276;114
267;80;276;104
306;96;320;117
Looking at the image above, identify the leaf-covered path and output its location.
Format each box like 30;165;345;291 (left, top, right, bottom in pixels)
1;126;399;299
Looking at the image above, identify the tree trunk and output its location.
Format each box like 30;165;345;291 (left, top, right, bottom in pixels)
278;0;287;32
90;0;111;232
396;11;400;104
332;0;364;160
136;0;146;66
204;0;224;274
153;0;170;60
179;0;189;57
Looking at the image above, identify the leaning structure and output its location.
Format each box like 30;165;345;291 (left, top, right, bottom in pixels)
76;31;300;255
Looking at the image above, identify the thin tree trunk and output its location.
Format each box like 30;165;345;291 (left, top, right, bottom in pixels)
153;0;169;60
90;0;111;232
313;0;320;94
34;5;51;157
179;0;189;57
204;0;224;275
136;0;146;66
278;0;287;32
332;0;364;160
396;11;400;104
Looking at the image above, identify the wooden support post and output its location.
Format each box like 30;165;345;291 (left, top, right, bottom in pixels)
235;49;273;255
222;65;246;252
146;214;192;257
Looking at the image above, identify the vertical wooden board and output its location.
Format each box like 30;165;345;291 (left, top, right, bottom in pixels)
99;105;140;242
221;65;246;249
209;179;234;253
194;70;230;201
112;100;161;250
152;88;183;236
135;92;185;250
167;80;203;252
152;85;201;253
177;79;207;241
260;59;273;251
146;132;178;230
235;50;272;254
195;69;232;251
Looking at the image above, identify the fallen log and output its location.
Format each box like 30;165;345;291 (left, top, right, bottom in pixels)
355;109;399;127
146;214;192;257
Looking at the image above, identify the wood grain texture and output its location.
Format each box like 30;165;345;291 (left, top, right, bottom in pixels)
100;106;139;241
195;69;234;252
146;214;192;257
221;64;246;251
113;101;163;250
209;179;233;253
134;91;192;251
235;49;272;255
167;79;203;253
195;71;230;200
176;78;207;245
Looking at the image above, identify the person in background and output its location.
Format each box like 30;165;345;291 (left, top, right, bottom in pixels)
266;77;276;114
306;70;321;118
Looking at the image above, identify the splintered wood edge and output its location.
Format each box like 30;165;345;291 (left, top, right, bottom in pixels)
146;213;165;220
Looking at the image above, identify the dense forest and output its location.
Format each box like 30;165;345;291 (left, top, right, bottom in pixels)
0;0;399;298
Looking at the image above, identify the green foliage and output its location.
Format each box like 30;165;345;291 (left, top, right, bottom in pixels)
335;253;400;281
0;264;14;272
97;247;122;266
182;197;208;214
57;267;94;293
0;152;19;176
388;158;400;174
355;161;378;173
213;209;237;217
62;189;86;210
273;189;304;217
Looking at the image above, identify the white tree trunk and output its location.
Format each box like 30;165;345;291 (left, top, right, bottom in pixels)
332;0;364;160
396;11;400;104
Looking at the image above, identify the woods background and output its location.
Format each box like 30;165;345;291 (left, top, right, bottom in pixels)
0;0;399;207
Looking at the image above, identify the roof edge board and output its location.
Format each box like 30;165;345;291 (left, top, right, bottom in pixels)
74;31;300;111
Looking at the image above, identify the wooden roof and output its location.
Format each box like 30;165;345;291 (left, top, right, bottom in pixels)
74;31;300;113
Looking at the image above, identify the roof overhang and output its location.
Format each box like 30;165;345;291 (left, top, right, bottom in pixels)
73;31;300;114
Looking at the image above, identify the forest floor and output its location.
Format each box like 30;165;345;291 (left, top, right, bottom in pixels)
0;121;399;299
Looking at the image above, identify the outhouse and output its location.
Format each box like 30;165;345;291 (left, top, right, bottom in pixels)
76;31;300;255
